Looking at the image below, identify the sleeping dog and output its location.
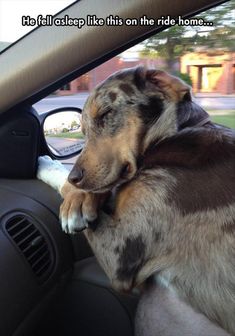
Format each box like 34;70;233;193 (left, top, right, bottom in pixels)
38;67;235;335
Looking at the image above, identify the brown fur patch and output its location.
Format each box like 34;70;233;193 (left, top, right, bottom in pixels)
119;83;135;96
169;165;235;213
138;96;163;125
149;70;191;102
116;235;146;282
154;231;163;243
90;102;99;118
141;127;235;169
140;127;235;213
109;91;117;102
221;221;235;234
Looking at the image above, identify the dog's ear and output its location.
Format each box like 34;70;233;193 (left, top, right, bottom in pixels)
147;69;192;102
135;67;192;102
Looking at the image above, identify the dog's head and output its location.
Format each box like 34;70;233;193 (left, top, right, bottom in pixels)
69;66;209;192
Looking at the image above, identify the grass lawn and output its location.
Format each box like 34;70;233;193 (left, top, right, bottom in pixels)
47;131;84;139
209;110;235;129
210;115;235;128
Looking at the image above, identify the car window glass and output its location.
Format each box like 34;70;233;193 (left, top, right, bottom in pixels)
33;1;234;163
0;0;74;53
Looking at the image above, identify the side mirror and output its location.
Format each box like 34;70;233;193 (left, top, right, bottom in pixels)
43;107;84;158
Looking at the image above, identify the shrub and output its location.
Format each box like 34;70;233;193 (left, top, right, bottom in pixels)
62;128;69;133
175;71;193;86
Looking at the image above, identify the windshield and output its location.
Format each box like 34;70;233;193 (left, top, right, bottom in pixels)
0;0;74;53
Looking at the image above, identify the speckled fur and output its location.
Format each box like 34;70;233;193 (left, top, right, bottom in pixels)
57;67;235;335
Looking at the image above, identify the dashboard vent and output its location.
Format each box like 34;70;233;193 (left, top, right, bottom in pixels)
5;214;54;283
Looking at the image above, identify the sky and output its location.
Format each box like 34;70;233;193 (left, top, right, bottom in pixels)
0;0;74;42
0;0;140;56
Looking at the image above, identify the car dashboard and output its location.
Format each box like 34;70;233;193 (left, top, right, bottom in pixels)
0;178;137;336
0;179;73;335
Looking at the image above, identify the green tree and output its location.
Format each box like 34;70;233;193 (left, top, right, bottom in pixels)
71;120;78;128
142;0;235;72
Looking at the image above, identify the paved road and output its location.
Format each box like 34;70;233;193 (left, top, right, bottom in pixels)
194;97;235;111
34;93;235;114
46;137;84;156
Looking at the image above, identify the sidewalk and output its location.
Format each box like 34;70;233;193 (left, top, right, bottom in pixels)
194;93;235;98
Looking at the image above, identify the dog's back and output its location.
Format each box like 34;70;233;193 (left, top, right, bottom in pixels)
137;124;235;334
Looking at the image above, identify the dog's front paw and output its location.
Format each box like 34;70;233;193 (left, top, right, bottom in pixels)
60;191;100;234
37;156;69;193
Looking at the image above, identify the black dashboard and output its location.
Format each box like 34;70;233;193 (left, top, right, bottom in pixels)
0;179;137;336
0;179;73;336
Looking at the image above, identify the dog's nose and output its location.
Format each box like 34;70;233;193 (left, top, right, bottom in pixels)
68;167;84;185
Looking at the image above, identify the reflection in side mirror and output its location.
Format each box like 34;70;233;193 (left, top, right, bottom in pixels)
43;110;84;158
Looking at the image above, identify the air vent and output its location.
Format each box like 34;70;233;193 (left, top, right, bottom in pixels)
5;214;54;283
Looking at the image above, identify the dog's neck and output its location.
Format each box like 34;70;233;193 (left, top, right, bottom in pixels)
137;121;235;172
141;100;211;155
137;99;222;171
190;117;211;128
176;100;211;130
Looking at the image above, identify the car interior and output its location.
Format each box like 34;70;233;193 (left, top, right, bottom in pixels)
0;0;227;335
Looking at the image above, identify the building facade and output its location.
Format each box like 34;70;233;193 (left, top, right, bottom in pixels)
181;51;235;94
57;51;235;96
57;56;165;95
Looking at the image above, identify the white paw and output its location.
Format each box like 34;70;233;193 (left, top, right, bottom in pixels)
60;190;99;234
60;212;88;234
37;155;69;192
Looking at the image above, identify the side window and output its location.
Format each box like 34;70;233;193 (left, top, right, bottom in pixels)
35;0;234;162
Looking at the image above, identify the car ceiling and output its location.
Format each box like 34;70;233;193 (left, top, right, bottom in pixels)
0;0;224;114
